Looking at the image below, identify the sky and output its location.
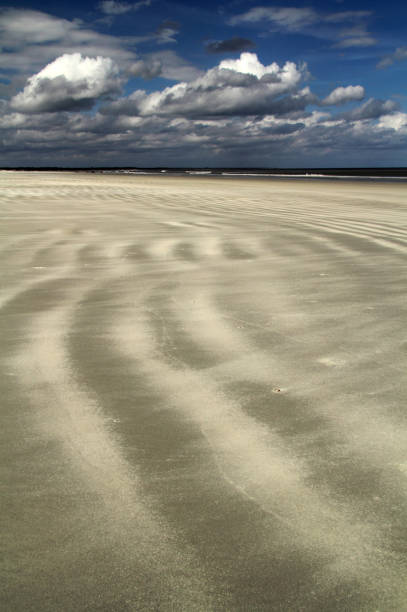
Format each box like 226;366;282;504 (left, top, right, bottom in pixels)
0;0;406;167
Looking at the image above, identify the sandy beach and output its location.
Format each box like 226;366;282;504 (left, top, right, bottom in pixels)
1;171;407;611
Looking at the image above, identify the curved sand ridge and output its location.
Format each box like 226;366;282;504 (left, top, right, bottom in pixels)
1;171;407;611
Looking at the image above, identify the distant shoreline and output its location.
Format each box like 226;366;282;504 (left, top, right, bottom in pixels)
2;167;407;182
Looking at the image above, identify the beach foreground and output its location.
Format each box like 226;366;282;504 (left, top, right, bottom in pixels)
1;171;407;611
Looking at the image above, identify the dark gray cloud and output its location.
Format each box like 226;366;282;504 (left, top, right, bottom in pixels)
205;37;256;54
2;105;407;168
340;98;398;120
129;58;163;79
128;50;202;81
262;121;305;135
155;20;180;44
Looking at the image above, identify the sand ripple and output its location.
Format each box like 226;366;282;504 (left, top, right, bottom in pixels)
2;171;407;611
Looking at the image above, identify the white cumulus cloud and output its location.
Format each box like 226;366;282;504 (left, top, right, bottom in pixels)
105;53;311;118
378;112;407;131
323;85;365;106
218;52;304;82
11;53;121;113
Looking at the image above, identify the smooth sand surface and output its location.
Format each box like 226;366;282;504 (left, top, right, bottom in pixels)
1;171;407;611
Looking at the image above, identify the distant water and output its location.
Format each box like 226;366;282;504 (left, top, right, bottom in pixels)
97;168;407;182
3;167;407;182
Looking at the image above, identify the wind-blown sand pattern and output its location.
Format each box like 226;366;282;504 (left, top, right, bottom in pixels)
1;171;407;611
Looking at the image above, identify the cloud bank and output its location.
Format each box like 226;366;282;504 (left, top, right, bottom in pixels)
0;21;405;168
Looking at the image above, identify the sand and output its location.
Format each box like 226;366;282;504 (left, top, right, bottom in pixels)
1;170;407;611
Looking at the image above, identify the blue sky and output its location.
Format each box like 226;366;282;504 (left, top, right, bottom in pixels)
1;0;406;166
